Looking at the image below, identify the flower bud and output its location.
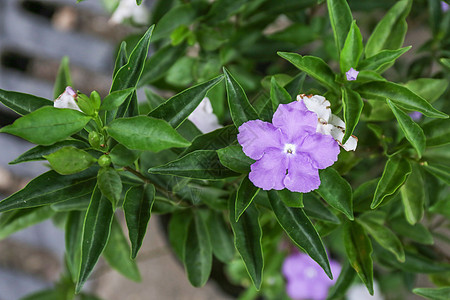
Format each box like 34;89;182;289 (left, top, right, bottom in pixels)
90;91;102;111
88;131;101;148
98;154;111;167
54;86;82;112
76;93;95;116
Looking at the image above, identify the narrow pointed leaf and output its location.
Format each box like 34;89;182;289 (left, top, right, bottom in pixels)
206;211;234;263
358;47;411;73
387;100;426;157
268;191;332;279
97;167;122;207
327;0;353;51
390;216;434;245
340;21;363;73
182;125;237;155
235;176;260;221
0;89;53;115
400;164;424;224
217;145;254;174
422;164;450;185
326;262;356;300
0;106;91;145
149;75;224;128
413;287;450;300
169;210;193;260
277;189;303;208
303;193;340;224
422;119;450;147
113;42;128;79
66;210;85;282
404;78;448;104
342;87;363;144
53;56;72;99
270;77;292;111
123;184;155;258
100;88;135;111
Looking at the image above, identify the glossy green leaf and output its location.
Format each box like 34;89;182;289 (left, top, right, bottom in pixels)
0;168;97;213
65;210;85;281
422;119;450;147
228;196;263;290
184;211;212;287
358;47;411;73
223;67;259;128
123;184;155;258
106;116;191;152
400;164;424;225
149;76;224;128
9;140;88;164
103;218;141;281
0;106;91;145
357;218;405;262
404;78;449;104
372;156;411;209
317;168;353;220
365;0;412;58
51;196;90;212
235;176;260;221
100;88;135;111
169;210;192;260
389;216;434;245
340;21;363;73
151;4;196;42
327;0;353;51
149;150;239;179
342;87;363;144
76;186;114;293
303;193;340;224
97;167;122;207
326;262;356;300
0;89;52;115
217;145;254;173
182;125;237;155
344;221;374;295
113;41;128;79
277;189;303;208
356;81;448;118
109;144;140;167
270;77;292;111
268;191;332;279
422;163;450;185
387;100;426;157
206;211;234;263
53;56;72;99
413;287;450;300
44;147;96;175
278;52;339;91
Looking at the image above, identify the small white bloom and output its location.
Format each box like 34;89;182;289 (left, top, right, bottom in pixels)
54;86;82;112
110;0;149;25
297;94;358;151
188;97;222;133
347;282;383;300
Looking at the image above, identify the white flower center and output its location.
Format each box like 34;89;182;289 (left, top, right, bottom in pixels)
304;267;317;279
284;144;296;155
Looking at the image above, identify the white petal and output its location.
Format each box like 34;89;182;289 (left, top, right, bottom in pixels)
330;127;357;151
110;0;149;25
299;94;331;122
328;114;345;129
188;97;222;133
54;88;82;112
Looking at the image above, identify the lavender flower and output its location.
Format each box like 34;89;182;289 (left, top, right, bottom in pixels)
283;252;341;300
237;99;339;193
54;86;82;112
346;68;359;81
409;111;422;121
442;1;449;12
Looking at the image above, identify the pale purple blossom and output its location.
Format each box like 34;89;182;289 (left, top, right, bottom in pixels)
54;86;82;112
409;111;422;121
441;1;449;12
346;68;359;81
237;99;339;193
283;252;341;300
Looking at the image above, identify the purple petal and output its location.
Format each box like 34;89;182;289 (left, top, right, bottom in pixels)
299;133;340;169
345;68;359;81
272;101;317;141
284;156;320;193
248;148;287;190
237;120;284;160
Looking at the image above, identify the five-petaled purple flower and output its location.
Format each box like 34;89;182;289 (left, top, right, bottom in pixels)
346;68;359;81
442;1;449;12
237;99;340;193
283;252;341;300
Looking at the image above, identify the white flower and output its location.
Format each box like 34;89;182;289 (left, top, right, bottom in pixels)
54;86;82;112
297;94;358;151
110;0;149;25
347;282;383;300
188;97;222;133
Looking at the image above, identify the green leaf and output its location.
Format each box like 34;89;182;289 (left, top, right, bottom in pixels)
235;176;260;221
327;0;353;51
358;47;411;73
65;210;85;282
51;196;90;212
278;52;339;91
0;206;55;240
422;164;450;185
317;168;354;220
123;184;155;258
97;167;122;207
182;125;237;155
100;88;135;111
387;100;426;157
303;193;340;224
270;77;292;111
76;186;114;293
151;4;196;42
404;78;449;104
365;0;412;58
389;216;434;245
400;164;424;225
413;287;450;300
326;262;356;300
228;195;263;290
217;145;254;173
53;56;72;99
356;81;448;119
344;221;374;295
113;42;128;79
422;119;450;147
169;210;192;260
342;87;363;144
277;189;303;208
19;289;62;300
372;156;411;209
223;67;259;128
340;21;363;73
9;140;88;164
103;218;141;281
106;116;191;152
357;218;405;262
109;144;141;167
184;211;212;287
206;211;234;263
0;89;53;115
268;191;333;279
0;106;91;145
0;168;97;213
149;150;239;180
44;147;96;175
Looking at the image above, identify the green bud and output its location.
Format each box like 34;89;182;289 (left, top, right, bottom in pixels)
88;131;101;148
76;93;95;116
90;91;101;111
98;154;111;167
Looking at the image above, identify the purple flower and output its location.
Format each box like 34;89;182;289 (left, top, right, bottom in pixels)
237;100;339;193
346;68;359;81
442;1;449;12
283;252;341;300
409;111;422;121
